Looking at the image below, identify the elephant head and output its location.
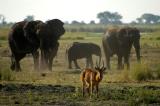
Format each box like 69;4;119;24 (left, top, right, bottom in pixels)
90;43;102;60
38;19;65;70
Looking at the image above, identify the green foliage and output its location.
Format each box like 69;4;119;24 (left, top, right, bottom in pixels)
24;15;34;21
131;63;153;81
0;36;7;40
97;11;122;24
134;89;160;104
137;13;160;24
156;37;160;40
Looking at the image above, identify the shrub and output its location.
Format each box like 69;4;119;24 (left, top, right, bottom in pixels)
156;37;160;40
135;89;159;104
0;36;7;40
0;68;13;81
131;63;153;81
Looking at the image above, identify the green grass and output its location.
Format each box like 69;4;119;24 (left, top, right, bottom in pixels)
0;25;160;105
131;63;153;81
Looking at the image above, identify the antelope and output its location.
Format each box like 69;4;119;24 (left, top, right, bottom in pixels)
80;60;106;97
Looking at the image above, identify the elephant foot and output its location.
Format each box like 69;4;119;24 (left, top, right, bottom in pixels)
68;66;72;69
15;67;22;72
10;64;15;71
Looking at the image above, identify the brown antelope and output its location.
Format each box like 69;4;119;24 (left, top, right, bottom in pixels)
80;60;106;97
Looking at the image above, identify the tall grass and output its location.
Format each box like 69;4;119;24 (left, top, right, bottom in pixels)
131;63;153;81
0;67;13;81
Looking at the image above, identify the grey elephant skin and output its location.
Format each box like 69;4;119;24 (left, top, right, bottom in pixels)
66;42;101;69
8;19;65;71
102;27;141;70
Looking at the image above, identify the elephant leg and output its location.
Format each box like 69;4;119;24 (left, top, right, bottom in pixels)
117;55;123;70
10;54;16;71
14;53;26;71
133;40;141;62
68;58;72;69
49;50;58;71
15;61;21;71
124;55;130;70
40;50;48;70
106;56;111;70
32;51;39;71
48;58;53;71
73;59;80;69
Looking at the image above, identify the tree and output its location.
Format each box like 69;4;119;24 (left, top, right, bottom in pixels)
0;14;7;25
136;18;143;24
137;13;160;24
89;20;96;24
24;15;34;22
71;20;80;24
97;11;122;24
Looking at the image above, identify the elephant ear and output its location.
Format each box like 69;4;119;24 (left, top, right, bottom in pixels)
118;28;128;38
23;21;42;35
127;27;140;39
23;20;42;45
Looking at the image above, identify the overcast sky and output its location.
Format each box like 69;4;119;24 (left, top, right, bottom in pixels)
0;0;160;23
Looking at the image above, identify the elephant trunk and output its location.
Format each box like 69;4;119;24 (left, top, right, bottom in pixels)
133;40;140;62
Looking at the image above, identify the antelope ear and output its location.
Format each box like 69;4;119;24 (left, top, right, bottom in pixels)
95;67;98;70
102;67;106;71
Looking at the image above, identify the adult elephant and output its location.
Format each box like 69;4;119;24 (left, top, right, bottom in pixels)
66;42;101;69
102;27;140;70
38;19;65;70
8;19;65;71
8;20;42;71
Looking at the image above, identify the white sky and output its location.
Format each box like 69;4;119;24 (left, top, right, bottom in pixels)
0;0;160;23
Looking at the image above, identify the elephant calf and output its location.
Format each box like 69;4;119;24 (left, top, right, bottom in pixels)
66;42;101;69
102;27;141;70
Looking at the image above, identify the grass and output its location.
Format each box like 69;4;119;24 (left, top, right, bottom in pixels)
131;63;153;81
0;25;160;105
0;68;13;81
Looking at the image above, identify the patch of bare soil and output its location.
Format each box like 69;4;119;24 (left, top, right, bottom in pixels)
0;83;75;93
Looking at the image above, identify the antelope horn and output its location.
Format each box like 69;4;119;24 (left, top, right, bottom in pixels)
99;57;101;67
96;60;98;68
101;60;104;68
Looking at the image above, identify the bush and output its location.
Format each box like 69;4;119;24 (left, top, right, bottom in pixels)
131;63;153;81
0;68;13;81
135;89;159;104
156;37;160;40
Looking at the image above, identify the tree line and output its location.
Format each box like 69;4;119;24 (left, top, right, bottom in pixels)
0;11;160;26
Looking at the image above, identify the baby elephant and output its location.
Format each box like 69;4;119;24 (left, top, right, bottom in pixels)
80;60;106;97
66;42;101;69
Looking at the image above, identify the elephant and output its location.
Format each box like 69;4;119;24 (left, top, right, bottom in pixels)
8;19;65;71
8;20;42;71
102;27;140;70
38;19;65;70
66;42;101;69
